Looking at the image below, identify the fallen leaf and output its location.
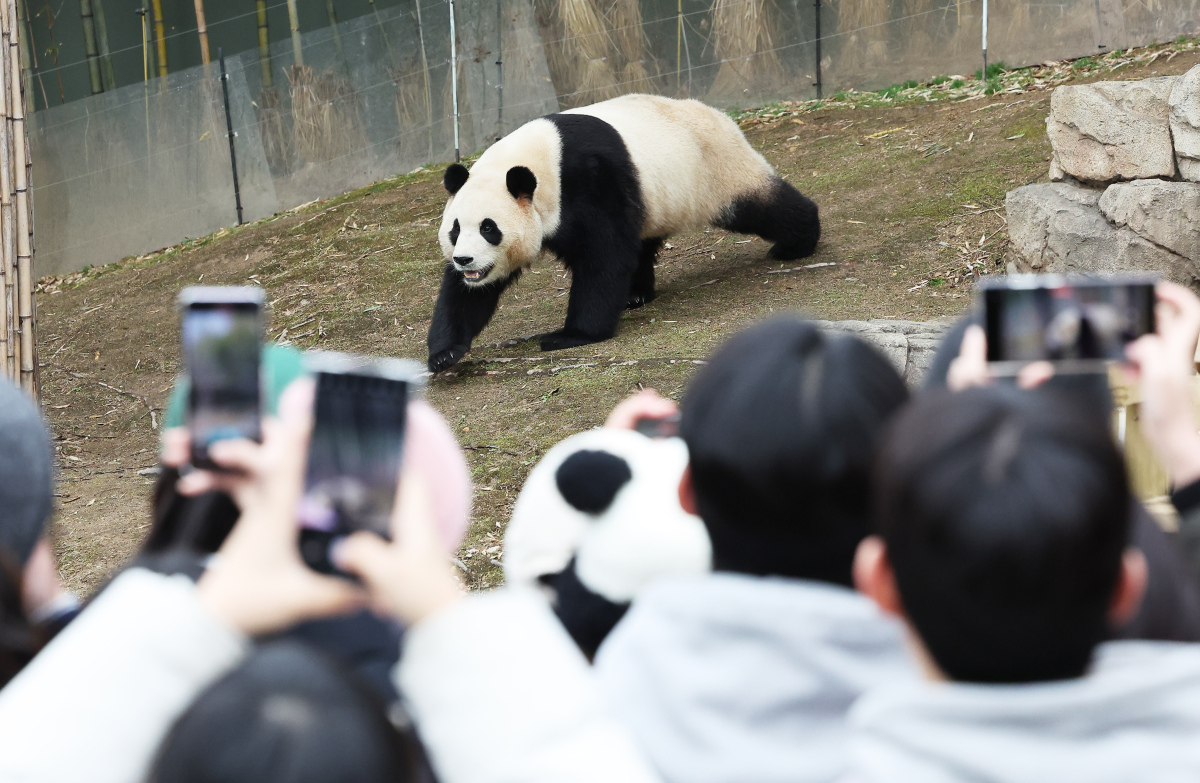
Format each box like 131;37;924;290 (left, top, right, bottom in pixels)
847;220;866;224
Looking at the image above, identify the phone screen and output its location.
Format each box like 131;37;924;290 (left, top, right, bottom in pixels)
182;300;262;467
299;370;409;575
983;277;1156;371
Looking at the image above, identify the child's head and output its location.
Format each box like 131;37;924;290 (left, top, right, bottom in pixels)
150;641;427;783
861;386;1143;683
680;317;908;584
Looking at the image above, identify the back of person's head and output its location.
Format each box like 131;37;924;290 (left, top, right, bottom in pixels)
873;386;1132;683
0;378;53;566
680;316;909;584
150;641;427;783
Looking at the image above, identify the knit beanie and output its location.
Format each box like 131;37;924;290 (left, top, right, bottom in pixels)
0;377;54;564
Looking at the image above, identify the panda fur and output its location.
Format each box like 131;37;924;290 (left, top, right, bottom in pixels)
503;427;712;658
428;94;821;372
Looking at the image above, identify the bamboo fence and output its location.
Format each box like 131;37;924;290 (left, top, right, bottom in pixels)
0;0;36;397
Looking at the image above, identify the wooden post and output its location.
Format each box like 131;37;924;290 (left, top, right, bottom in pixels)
193;0;210;65
8;0;34;395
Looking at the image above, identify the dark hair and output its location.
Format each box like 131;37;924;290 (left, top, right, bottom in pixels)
680;317;909;584
0;545;43;687
142;467;239;556
874;386;1132;683
149;641;430;783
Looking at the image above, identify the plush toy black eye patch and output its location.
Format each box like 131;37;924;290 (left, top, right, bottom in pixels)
479;218;502;246
449;219;460;246
555;450;632;514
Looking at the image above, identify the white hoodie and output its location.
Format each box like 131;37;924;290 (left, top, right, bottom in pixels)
593;572;915;783
845;641;1200;783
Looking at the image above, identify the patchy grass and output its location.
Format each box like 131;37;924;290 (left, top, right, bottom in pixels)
36;34;1200;594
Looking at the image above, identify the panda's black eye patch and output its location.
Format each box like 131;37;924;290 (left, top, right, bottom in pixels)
479;218;502;246
449;219;460;246
555;450;632;514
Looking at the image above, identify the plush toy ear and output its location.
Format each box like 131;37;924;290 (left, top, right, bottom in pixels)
506;166;538;201
444;163;469;195
555;450;631;514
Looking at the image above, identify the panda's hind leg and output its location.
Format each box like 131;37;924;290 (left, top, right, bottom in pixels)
715;176;820;261
627;237;664;309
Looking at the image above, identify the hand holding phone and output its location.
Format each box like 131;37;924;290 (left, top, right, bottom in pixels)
298;353;424;576
981;274;1157;375
179;286;265;470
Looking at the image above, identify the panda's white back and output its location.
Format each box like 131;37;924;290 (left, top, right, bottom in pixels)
564;95;775;237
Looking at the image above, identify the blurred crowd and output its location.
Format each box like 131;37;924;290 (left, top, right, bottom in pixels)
3;282;1200;782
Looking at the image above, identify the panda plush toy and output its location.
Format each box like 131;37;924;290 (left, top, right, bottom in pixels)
427;94;821;372
503;427;711;658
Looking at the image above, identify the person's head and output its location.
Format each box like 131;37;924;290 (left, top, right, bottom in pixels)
857;386;1145;684
679;316;909;584
150;641;428;783
0;377;54;568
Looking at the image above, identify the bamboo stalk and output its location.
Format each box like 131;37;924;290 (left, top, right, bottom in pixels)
13;0;33;106
285;0;303;67
92;0;114;90
79;0;104;93
9;0;33;395
256;0;273;89
150;0;167;78
0;3;11;380
193;0;210;65
324;0;345;62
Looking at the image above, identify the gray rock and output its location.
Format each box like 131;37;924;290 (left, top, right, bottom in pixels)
1006;181;1198;284
1047;77;1178;184
814;319;952;387
1099;179;1200;261
1170;66;1200;181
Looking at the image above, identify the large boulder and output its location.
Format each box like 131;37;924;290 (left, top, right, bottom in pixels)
1006;182;1197;284
815;319;951;386
1170;65;1200;182
1099;179;1200;261
1047;77;1178;184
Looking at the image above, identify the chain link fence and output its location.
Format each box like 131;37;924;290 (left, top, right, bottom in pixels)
28;0;1200;276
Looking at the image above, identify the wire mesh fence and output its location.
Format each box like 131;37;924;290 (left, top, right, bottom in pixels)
27;0;1200;277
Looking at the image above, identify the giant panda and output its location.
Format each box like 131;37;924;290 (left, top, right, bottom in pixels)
427;94;821;372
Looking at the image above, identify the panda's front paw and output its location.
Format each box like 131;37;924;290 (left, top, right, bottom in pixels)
540;330;601;352
428;345;469;373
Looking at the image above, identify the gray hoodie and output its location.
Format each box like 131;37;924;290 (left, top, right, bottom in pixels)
593;572;914;783
845;640;1200;783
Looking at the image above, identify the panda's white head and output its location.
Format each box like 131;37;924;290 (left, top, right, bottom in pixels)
504;428;712;601
439;162;541;287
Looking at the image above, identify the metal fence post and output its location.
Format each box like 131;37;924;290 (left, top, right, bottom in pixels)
981;0;989;83
450;0;460;163
813;0;822;99
218;48;245;226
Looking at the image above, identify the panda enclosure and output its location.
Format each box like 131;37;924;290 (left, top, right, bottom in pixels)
33;42;1200;593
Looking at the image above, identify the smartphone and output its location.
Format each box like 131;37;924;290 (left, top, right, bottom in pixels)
981;274;1157;374
298;353;425;576
634;413;681;439
178;287;266;470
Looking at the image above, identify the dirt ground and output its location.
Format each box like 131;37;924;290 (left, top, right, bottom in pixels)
36;48;1200;594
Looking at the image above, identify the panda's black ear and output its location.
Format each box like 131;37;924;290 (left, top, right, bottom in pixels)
555;450;632;514
444;163;469;195
506;166;538;202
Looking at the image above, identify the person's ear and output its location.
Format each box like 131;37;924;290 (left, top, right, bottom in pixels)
677;464;697;516
1109;547;1148;627
853;536;905;617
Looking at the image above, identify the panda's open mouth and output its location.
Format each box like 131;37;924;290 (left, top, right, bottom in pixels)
461;264;494;283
